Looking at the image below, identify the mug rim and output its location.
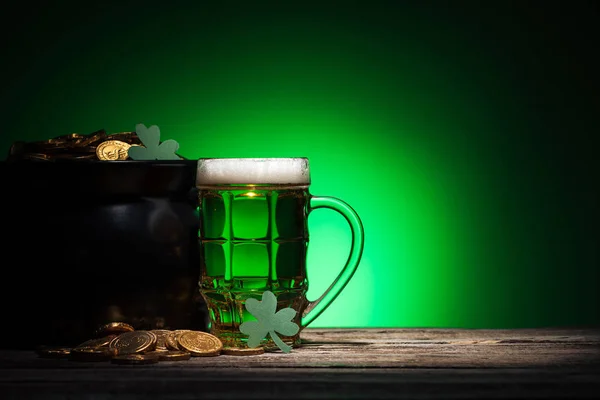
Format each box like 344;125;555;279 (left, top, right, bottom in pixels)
197;157;308;161
196;157;310;186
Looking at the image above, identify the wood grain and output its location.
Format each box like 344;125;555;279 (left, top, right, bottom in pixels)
1;328;599;399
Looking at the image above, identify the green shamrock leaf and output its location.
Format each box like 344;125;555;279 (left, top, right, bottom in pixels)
239;290;300;353
127;123;181;160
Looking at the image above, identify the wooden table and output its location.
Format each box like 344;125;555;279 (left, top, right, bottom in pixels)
1;328;599;399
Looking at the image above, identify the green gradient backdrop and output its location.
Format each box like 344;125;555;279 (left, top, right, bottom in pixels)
2;2;598;328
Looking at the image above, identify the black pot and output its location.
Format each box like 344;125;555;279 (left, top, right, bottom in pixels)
0;160;208;349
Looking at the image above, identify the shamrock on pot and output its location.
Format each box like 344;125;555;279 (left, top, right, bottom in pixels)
128;123;181;160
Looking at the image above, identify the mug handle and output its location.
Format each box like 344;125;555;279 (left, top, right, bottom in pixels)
301;195;365;328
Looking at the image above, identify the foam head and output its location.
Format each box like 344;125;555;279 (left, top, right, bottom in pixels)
196;158;310;186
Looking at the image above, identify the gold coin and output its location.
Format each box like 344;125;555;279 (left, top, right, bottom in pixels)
111;354;159;365
150;329;171;350
74;335;117;350
108;331;156;355
221;347;265;356
96;140;132;161
70;347;117;362
156;350;191;361
35;346;71;359
177;331;222;357
165;330;191;350
147;331;158;351
95;322;135;337
143;349;169;357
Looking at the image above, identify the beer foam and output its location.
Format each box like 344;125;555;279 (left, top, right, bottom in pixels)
196;158;310;185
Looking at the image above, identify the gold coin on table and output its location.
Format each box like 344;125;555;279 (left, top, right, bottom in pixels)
111;354;159;365
147;331;158;351
108;331;156;355
95;322;135;337
70;347;117;362
143;349;169;357
165;330;191;351
35;346;72;359
177;331;222;357
221;347;265;356
150;329;171;350
148;350;191;361
95;140;132;161
74;335;117;350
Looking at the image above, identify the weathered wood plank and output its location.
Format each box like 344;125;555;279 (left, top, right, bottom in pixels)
2;367;600;399
1;328;599;399
301;327;600;343
6;328;597;369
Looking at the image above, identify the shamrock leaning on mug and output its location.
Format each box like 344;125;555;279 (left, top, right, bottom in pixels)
196;158;364;352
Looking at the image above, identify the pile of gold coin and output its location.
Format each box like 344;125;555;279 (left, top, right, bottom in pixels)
35;322;264;365
7;130;144;161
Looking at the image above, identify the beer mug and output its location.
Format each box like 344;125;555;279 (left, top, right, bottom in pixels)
196;158;364;349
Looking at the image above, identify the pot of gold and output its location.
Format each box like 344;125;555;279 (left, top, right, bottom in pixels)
1;124;208;349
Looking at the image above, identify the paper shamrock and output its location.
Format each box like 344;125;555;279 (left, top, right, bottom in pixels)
239;291;300;353
127;123;181;160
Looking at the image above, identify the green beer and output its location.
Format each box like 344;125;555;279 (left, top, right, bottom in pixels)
199;185;309;347
197;158;364;349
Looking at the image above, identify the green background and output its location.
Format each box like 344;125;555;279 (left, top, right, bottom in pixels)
2;1;598;328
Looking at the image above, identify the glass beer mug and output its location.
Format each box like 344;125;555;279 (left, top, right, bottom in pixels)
196;158;364;349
